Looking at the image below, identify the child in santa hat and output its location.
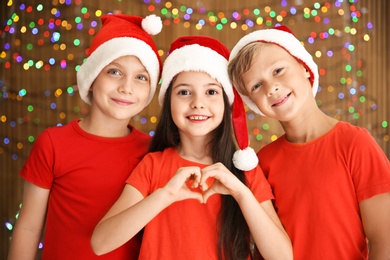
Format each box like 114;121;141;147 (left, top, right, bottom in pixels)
228;26;390;259
91;35;292;260
8;14;163;260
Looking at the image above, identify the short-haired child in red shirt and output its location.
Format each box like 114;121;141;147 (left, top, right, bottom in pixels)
228;25;390;259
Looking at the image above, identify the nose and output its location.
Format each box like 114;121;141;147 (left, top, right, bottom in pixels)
190;94;204;109
118;79;134;94
266;82;279;97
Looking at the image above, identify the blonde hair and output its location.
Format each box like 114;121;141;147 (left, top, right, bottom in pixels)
228;42;270;96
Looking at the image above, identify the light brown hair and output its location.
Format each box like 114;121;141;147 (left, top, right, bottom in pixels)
228;42;270;96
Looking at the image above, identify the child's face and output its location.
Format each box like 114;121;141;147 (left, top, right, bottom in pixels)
242;44;312;121
89;55;150;122
170;71;225;140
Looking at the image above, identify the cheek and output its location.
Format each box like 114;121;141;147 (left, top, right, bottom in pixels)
252;94;267;110
170;110;182;129
135;85;151;100
170;102;181;123
142;84;151;96
215;100;225;122
249;91;263;103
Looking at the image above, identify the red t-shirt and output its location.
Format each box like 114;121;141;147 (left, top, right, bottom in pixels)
20;120;151;259
258;121;390;260
127;147;274;260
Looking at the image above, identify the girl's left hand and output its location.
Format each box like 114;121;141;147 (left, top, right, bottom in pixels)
200;162;246;203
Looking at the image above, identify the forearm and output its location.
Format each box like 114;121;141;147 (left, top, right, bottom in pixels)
8;182;48;260
91;188;174;255
8;225;41;260
234;187;292;260
368;240;390;259
360;192;390;260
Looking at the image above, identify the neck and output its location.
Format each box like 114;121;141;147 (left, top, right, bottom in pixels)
177;136;213;164
280;108;338;143
79;116;131;137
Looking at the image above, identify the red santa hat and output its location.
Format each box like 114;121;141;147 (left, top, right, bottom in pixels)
77;14;163;105
159;35;258;171
229;25;319;116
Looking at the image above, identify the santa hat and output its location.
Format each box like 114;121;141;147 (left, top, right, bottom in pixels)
229;25;319;116
160;35;258;171
77;14;163;105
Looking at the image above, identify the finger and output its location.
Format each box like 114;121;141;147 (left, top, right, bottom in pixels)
178;167;201;187
184;190;204;204
202;188;216;204
202;162;225;172
199;168;219;190
190;168;202;188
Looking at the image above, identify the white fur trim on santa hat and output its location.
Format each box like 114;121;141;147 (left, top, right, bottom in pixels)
229;28;319;116
159;44;234;106
77;37;160;105
233;147;259;171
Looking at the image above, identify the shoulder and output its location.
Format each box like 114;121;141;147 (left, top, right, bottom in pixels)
333;121;377;146
334;121;369;136
139;147;172;161
257;135;285;158
42;120;80;137
144;147;176;160
127;126;152;153
134;148;177;173
130;126;152;141
34;121;76;144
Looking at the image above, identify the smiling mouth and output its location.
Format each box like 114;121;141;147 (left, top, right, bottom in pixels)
272;92;291;107
112;98;133;105
188;115;209;121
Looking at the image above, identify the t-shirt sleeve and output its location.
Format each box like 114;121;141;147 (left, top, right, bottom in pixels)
350;129;390;201
245;165;275;203
20;130;54;189
126;154;154;197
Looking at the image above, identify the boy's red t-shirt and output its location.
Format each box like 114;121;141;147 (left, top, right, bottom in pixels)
20;120;151;259
258;121;390;260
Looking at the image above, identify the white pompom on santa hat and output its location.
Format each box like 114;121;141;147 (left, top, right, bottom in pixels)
229;25;319;116
77;14;163;105
159;35;258;171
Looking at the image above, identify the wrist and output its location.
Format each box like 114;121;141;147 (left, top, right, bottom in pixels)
155;187;176;206
232;184;252;203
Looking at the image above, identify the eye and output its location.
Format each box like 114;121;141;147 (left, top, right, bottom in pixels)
178;89;190;95
273;67;283;75
206;89;218;95
107;68;121;75
136;74;149;81
251;83;262;92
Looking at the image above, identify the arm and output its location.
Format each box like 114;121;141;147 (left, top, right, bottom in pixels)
91;166;204;255
235;189;292;260
201;163;293;260
8;181;49;260
359;192;390;259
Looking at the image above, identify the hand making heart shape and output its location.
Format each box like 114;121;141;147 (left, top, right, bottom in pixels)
165;163;244;204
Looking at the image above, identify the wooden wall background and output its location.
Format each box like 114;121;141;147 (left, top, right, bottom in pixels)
1;0;389;258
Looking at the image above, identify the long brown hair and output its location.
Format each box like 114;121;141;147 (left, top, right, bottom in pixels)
150;81;255;260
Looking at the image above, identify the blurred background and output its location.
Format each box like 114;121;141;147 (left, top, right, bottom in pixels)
1;0;389;258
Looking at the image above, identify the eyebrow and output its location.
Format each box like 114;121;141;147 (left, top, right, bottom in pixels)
109;61;148;72
173;82;222;89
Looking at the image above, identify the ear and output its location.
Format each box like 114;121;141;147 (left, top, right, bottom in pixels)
305;68;311;79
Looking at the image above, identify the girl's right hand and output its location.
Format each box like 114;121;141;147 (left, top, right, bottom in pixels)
162;166;204;204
